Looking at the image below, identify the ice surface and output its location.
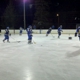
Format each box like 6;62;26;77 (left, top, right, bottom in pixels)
0;34;80;80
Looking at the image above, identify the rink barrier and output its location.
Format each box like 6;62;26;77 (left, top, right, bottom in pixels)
1;29;76;34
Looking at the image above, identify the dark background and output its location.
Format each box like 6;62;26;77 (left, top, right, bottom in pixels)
0;0;80;29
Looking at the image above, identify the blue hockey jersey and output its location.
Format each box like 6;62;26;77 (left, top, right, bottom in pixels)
76;27;80;33
58;27;62;32
5;29;9;35
27;27;32;35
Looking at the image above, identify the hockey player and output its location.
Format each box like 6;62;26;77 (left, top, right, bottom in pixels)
57;25;63;38
19;27;23;35
26;25;33;44
75;28;77;37
76;26;80;40
3;27;10;43
46;27;52;36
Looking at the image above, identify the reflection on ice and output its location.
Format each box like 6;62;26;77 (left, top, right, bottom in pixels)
24;69;32;80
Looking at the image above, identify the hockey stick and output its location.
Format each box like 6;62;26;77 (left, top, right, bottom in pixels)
32;37;36;44
51;33;55;38
33;40;36;44
10;37;21;43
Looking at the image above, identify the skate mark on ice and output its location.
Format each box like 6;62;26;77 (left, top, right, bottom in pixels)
73;46;80;48
66;49;80;57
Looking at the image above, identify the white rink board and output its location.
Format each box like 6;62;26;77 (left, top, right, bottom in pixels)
1;29;76;34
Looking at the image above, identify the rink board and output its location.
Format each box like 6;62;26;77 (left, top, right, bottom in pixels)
1;29;76;34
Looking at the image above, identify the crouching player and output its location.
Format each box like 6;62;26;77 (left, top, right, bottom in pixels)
27;25;33;44
58;25;63;38
3;27;11;43
46;27;52;36
76;26;80;40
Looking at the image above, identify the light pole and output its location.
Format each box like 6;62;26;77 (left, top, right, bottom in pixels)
29;4;32;25
23;0;26;29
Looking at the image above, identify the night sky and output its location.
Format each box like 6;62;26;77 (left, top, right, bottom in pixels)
0;0;80;15
0;0;80;29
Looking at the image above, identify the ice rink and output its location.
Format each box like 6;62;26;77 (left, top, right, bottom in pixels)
0;34;80;80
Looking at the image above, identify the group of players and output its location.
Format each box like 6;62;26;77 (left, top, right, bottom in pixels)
2;25;80;44
3;25;33;44
46;25;63;38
